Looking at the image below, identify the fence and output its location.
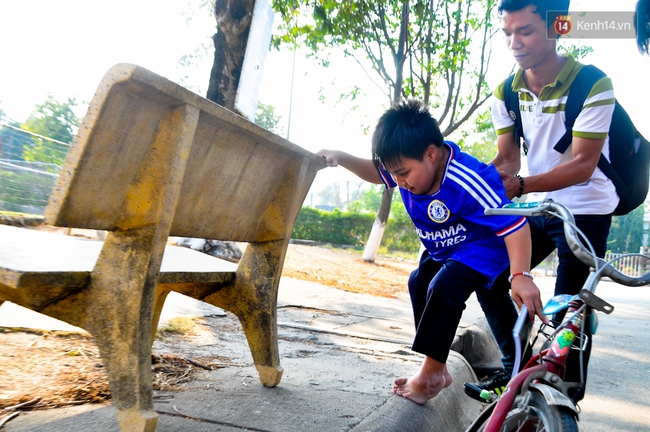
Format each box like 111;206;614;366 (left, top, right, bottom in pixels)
532;249;650;278
0;124;69;214
604;250;650;277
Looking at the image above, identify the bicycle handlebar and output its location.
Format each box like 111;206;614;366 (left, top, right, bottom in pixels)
485;200;650;288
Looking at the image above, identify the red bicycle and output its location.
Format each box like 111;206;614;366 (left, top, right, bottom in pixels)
465;200;650;432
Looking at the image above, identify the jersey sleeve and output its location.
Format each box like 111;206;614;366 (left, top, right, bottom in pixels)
573;76;615;140
377;163;397;189
447;158;527;237
491;80;516;136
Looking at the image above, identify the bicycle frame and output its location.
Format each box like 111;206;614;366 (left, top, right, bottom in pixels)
483;300;584;431
468;199;650;432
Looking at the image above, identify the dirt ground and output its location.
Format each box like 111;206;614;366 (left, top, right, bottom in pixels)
0;243;418;416
281;243;417;299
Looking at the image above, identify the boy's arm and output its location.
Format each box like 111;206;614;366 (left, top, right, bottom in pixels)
317;149;383;184
503;224;548;323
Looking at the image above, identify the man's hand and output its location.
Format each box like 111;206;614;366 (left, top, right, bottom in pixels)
510;277;548;323
499;171;521;200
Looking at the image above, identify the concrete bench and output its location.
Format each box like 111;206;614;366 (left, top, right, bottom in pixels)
0;63;325;431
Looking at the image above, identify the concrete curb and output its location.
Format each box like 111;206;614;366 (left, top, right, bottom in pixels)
452;318;503;377
350;352;484;432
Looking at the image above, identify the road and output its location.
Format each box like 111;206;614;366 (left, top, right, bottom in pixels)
573;278;650;431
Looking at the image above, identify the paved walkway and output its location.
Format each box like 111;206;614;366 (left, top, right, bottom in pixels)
1;276;493;431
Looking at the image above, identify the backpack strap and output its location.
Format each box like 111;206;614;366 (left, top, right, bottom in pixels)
553;64;628;191
553;64;606;154
503;74;526;154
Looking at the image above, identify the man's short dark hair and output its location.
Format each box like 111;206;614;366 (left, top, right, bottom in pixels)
498;0;570;28
371;99;444;170
637;0;650;54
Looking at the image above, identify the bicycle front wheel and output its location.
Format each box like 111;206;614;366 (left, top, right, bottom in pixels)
474;392;579;432
486;391;579;432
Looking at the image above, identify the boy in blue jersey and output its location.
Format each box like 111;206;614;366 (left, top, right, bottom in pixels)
318;99;546;404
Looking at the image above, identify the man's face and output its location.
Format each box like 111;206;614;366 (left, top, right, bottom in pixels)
501;4;557;71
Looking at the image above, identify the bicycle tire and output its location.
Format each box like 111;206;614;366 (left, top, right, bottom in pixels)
475;391;578;432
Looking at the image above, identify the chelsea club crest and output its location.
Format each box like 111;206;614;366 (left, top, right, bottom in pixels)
428;200;450;223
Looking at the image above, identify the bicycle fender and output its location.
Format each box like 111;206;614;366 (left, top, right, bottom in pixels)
529;383;579;416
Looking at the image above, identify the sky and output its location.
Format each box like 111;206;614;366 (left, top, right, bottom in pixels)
1;0;648;196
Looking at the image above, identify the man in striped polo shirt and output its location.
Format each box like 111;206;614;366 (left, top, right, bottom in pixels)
465;0;617;403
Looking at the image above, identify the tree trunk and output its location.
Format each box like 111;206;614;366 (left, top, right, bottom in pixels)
362;0;409;263
206;0;256;112
201;0;256;262
362;188;394;262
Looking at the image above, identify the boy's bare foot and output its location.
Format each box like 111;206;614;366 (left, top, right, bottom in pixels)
393;364;453;404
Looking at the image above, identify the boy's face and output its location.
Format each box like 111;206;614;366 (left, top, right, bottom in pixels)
501;4;557;71
386;146;438;195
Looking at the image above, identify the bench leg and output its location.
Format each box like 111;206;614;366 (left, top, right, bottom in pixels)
151;288;171;344
83;228;163;432
116;409;159;432
30;284;159;432
206;240;285;387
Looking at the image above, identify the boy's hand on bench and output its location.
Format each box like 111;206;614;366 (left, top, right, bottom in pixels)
317;149;383;184
317;149;343;167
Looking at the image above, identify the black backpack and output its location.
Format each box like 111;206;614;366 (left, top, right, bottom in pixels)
504;64;650;216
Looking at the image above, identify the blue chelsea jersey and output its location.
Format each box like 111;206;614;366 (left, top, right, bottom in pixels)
379;141;527;281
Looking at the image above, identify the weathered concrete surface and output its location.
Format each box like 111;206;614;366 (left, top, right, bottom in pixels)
2;278;486;432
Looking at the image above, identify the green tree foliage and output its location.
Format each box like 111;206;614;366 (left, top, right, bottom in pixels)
272;0;497;136
0;170;56;213
348;184;410;224
558;43;593;60
456;109;498;163
292;206;419;253
318;182;345;209
607;206;645;253
1;122;32;161
318;180;369;210
255;102;285;135
273;0;498;261
20;96;79;168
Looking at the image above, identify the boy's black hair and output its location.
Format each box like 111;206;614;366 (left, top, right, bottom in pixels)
637;0;650;55
498;0;570;28
371;99;444;170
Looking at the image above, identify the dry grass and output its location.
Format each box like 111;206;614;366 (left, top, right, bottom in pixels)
0;329;228;412
0;330;110;411
156;316;203;337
